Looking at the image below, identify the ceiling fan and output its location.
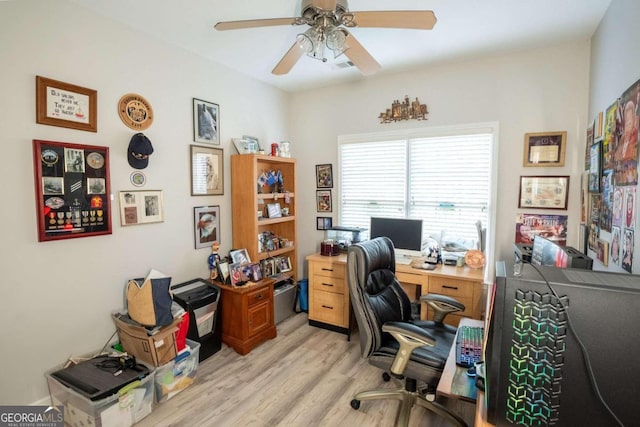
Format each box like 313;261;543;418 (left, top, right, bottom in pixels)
214;0;436;76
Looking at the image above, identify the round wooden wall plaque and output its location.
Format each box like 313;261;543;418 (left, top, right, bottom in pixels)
118;93;154;130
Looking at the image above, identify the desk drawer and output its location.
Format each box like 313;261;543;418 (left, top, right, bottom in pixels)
248;286;272;308
312;290;346;326
396;271;426;286
311;274;345;295
311;261;345;279
429;276;475;299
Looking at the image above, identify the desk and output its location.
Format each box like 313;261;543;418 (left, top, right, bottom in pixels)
306;253;484;336
436;317;494;427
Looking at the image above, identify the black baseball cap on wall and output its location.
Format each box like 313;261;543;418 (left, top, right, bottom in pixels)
127;133;154;169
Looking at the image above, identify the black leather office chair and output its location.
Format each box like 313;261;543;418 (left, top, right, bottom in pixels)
347;237;468;427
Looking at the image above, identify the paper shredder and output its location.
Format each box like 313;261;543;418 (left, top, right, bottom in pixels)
172;278;222;362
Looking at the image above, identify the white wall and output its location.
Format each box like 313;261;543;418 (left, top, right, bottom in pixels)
587;0;640;272
0;0;289;404
290;42;590;277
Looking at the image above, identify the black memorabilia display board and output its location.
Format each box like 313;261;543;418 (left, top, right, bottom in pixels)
33;139;112;241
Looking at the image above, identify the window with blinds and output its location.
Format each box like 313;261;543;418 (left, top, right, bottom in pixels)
339;132;492;246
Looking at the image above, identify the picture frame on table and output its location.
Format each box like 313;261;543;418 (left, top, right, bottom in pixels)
217;260;230;284
518;176;570;210
191;145;223;196
193;98;219;145
242;135;261;153
229;262;247;286
279;256;292;273
316;164;333;188
194;205;220;249
523;131;567;167
316;216;333;230
316;190;332;212
119;190;164;226
267;202;282;218
230;248;251;264
36;76;97;132
33;139;112;242
261;258;275;278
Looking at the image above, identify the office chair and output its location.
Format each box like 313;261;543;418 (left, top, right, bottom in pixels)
347;237;467;427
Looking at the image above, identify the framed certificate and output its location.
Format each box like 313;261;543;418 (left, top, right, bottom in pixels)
523;131;567;167
518;176;570;210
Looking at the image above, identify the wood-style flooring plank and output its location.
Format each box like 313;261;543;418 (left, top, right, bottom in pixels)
137;313;475;427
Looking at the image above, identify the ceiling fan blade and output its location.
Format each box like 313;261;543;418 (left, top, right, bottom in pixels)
343;31;381;76
312;0;337;11
214;17;298;31
272;42;306;75
350;10;437;30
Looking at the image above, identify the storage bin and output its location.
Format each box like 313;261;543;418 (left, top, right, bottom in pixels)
154;339;200;403
47;362;155;427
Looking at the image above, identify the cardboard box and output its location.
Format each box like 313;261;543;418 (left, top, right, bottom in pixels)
113;313;180;367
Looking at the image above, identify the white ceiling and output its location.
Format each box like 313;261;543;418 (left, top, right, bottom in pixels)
68;0;612;93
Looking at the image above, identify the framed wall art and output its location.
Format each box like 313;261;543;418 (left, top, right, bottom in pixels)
242;135;261;153
518;176;570;210
316;164;333;188
119;190;164;226
316;190;332;212
523;131;567;167
36;76;97;132
588;141;601;193
316;216;333;230
191;145;223;196
193;98;219;145
194;205;220;249
230;248;251;264
33;139;111;242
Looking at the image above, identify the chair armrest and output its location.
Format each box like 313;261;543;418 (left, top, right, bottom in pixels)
382;321;436;375
382;321;436;347
420;293;465;324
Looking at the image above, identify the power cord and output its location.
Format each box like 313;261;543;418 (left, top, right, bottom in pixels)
523;262;625;427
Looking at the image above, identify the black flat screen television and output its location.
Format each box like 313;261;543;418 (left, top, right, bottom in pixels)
369;217;423;259
484;261;640;426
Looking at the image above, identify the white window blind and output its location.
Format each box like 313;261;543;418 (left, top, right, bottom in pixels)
340;133;492;246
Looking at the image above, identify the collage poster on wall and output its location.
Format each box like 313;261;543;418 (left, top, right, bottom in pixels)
515;213;568;246
614;81;639;187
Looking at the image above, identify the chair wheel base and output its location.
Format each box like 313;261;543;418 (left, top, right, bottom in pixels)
350;399;361;410
382;372;391;382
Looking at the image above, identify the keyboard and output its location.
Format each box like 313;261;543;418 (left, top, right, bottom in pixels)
455;326;484;368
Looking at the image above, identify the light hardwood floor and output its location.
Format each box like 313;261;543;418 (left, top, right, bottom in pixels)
138;313;476;427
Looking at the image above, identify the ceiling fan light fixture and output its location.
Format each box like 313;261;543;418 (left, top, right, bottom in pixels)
326;27;347;51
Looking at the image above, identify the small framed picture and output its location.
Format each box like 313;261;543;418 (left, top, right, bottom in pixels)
279;256;292;273
229;262;247;286
217;260;230;284
194;206;220;249
317;216;333;230
230;248;251;264
248;263;263;282
588;141;601;193
193;98;219;145
242;135;261;153
119;190;164;226
191;145;224;196
267;203;282;218
261;258;275;277
316;190;332;212
36;76;97;132
316;164;333;188
518;176;570;210
523;131;567;167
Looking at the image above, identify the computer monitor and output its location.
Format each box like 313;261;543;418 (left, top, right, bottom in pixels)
484;261;640;426
369;217;423;261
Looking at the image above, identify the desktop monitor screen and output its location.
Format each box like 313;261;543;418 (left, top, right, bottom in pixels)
369;217;423;257
485;261;640;426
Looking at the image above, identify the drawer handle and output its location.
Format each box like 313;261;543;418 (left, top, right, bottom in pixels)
321;282;334;287
442;285;459;290
255;294;263;299
321;267;334;272
321;305;334;310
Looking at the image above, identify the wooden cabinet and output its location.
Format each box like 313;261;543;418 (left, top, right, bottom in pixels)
306;253;351;337
306;253;484;332
231;154;297;282
420;265;484;327
218;280;276;355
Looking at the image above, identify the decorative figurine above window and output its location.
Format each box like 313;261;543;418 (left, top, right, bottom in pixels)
378;95;428;123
